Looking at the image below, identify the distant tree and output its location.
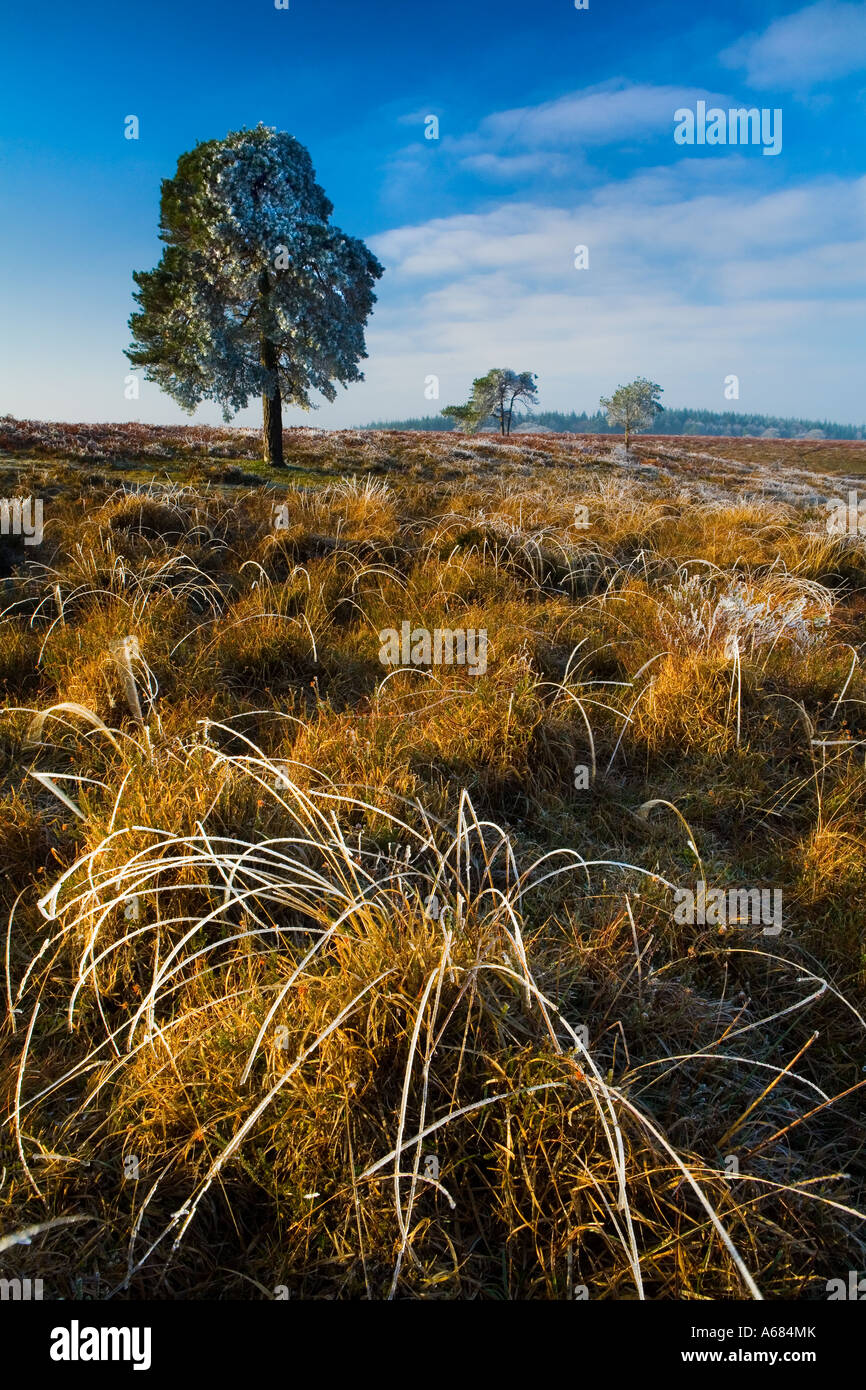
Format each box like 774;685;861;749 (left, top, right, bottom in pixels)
443;369;538;435
126;125;383;467
599;377;664;450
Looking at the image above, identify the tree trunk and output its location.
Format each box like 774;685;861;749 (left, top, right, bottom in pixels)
258;269;284;468
260;334;284;468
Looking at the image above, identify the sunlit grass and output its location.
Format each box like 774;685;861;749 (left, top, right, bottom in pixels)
1;425;865;1300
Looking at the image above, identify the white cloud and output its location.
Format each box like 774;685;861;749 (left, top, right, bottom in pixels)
459;151;576;181
396;108;444;126
469;82;727;148
382;81;734;201
721;1;866;88
352;170;866;425
372;170;866;285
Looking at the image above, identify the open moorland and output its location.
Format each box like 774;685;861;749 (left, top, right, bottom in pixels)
1;418;866;1300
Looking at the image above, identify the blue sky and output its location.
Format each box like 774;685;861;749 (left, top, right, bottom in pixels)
1;0;865;427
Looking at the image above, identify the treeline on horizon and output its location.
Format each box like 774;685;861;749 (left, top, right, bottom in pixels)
358;408;865;439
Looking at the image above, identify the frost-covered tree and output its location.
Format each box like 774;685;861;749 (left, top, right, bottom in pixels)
126;125;383;466
599;377;663;450
442;369;538;435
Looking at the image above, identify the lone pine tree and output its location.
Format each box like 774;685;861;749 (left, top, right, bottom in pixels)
126;125;383;466
442;369;538;435
599;377;664;450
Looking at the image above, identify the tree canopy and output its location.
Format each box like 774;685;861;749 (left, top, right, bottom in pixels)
599;377;664;448
126;124;383;465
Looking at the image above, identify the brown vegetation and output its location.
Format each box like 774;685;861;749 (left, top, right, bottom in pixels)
1;423;865;1300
